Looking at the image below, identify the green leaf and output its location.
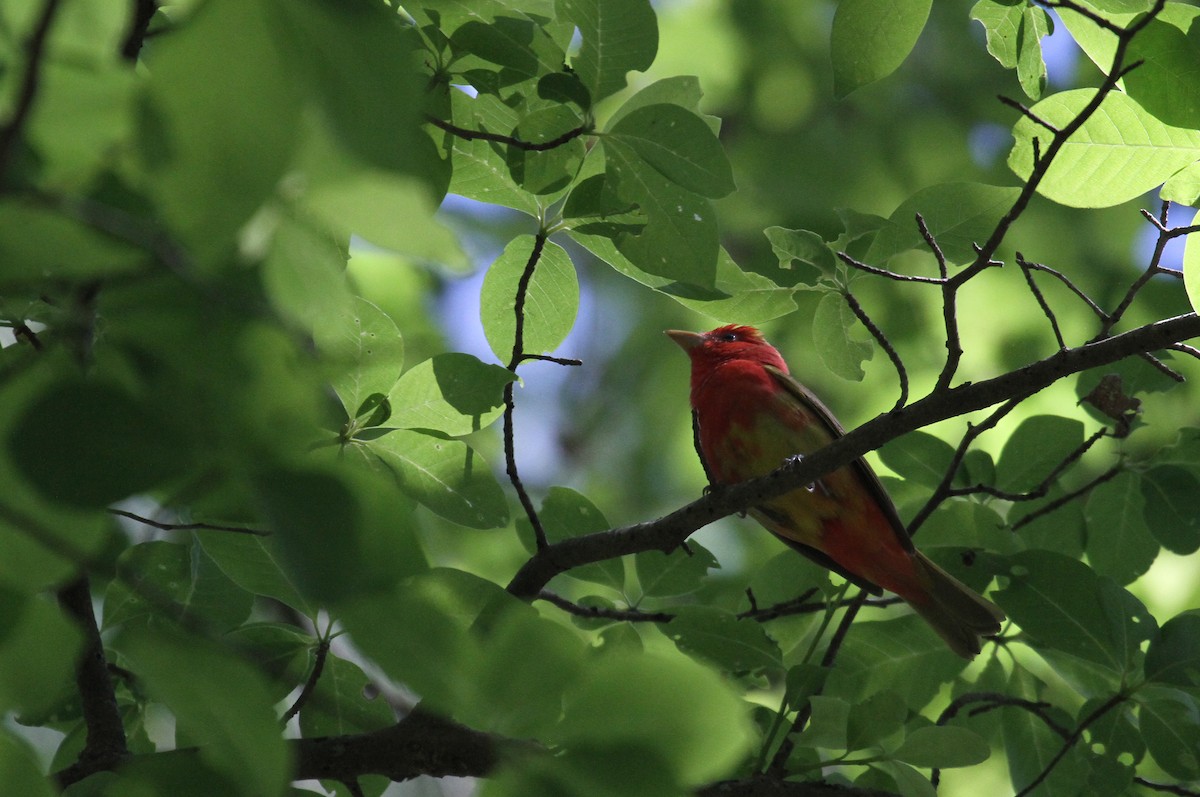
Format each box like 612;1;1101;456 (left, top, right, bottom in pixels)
1084;470;1159;585
831;0;933;98
450;17;565;82
443;90;542;216
812;290;873;381
1008;89;1200;208
559;0;658;103
971;0;1026;70
261;211;355;329
365;430;510;528
603;137;720;288
606;104;734;198
314;297;405;421
635;542;718;597
993;550;1154;676
8;379;190;508
506;105;587;195
878;431;956;490
298;654;395;738
865;182;1022;267
198;532;316;617
1123;18;1200;129
480;234;579;361
557;651;756;784
1145;612;1200;689
1186;233;1200;314
846;689;907;751
0;588;81;719
800;695;850;749
0;729;56;797
1003;668;1089;796
1138;687;1200;780
516;487;623;588
860;761;936;797
1017;6;1050;100
117;627;289;797
825;615;966;711
763;226;835;287
663;606;783;673
1163;159;1200;205
994;414;1084;493
0;199;145;282
388;353;515;436
104;540;252;632
892;725;990;768
137;0;302;261
606;75;714;130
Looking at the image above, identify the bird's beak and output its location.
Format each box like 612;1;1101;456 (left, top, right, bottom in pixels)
665;329;704;352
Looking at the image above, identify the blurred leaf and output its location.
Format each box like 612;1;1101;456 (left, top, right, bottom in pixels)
8;379;190;509
560;0;658;103
0;200;145;282
800;695;850;749
1138;687;1200;780
557;651;755;784
0;729;55;797
388;353;515;435
993;550;1154;676
1009;90;1200;208
994;414;1084;493
261;211;355;329
136;0;302;260
1145;612;1200;689
892;725;990;768
1084;470;1158;585
831;0;932;97
117;627;289;797
866;182;1021;267
366;430;510;528
635;541;718;597
480;234;579;360
1186;232;1200;314
860;761;936;797
314;297;405;422
607;104;734;198
812;290;872;381
663;605;783;673
0;588;81;720
226;622;313;700
878;430;956;489
1163;159;1200;205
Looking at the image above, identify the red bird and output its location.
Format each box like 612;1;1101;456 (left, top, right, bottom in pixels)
667;324;1004;658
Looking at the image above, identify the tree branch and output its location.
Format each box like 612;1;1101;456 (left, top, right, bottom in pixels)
55;577;130;782
507;313;1200;598
0;0;64;191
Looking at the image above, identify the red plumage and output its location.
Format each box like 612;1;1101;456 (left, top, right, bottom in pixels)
668;324;1004;658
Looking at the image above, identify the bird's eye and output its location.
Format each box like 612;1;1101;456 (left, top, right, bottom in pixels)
717;331;737;342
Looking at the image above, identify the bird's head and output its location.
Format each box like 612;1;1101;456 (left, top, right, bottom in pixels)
665;325;788;372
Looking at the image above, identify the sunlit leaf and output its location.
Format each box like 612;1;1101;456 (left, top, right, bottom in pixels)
314;297;405;421
480;234;579;361
388;353;515;435
607;104;734;198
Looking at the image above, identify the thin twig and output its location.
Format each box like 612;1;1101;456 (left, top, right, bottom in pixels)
503;231;550;549
1017;253;1067;350
948;427;1108;504
1133;778;1200;796
1010;463;1123;530
842;290;909;411
281;638;331;725
537;591;674;623
837;252;945;284
109;508;270;536
1014;692;1129;797
997;95;1061;133
425;115;589;152
1018;258;1108;320
518;353;582;366
915;213;948;279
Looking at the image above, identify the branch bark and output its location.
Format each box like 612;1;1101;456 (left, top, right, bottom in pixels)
507;312;1200;598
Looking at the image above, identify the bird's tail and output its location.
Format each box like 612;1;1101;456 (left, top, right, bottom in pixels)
905;552;1006;659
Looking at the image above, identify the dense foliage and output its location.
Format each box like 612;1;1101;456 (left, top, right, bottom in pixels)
2;0;1200;795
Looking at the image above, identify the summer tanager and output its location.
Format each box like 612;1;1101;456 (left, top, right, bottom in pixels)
667;324;1004;658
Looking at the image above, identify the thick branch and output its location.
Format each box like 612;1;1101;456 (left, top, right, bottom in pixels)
507;313;1200;597
56;577;129;779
